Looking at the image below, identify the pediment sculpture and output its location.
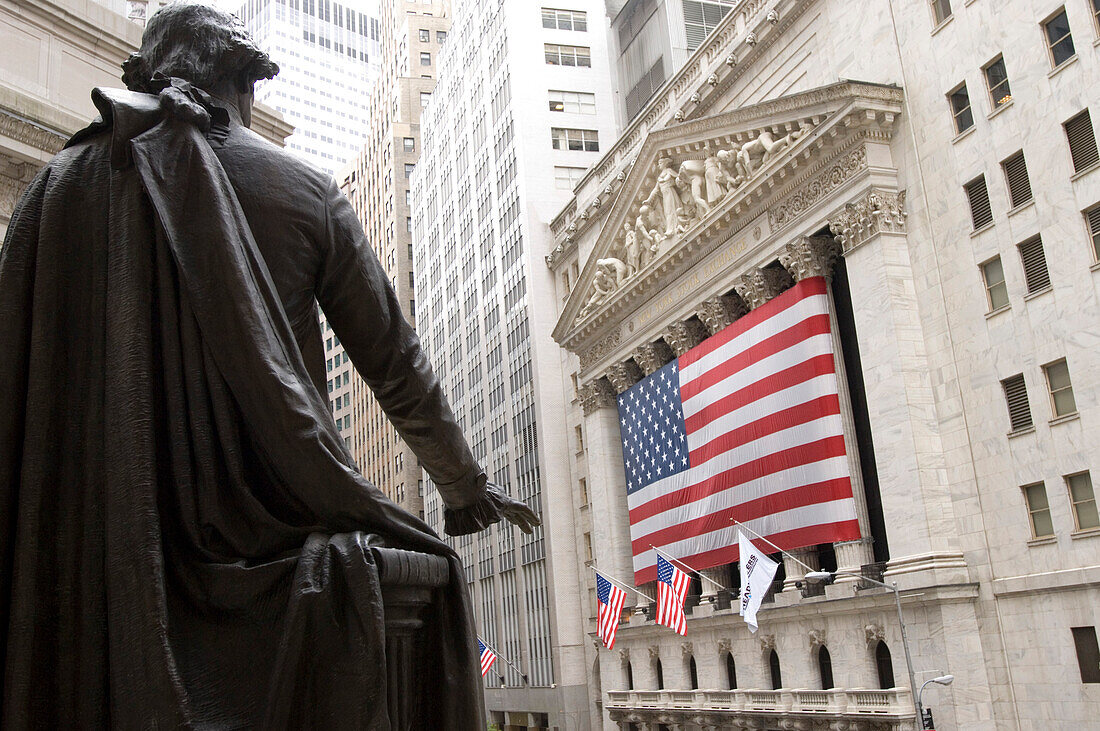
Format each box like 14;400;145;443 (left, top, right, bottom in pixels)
576;121;815;322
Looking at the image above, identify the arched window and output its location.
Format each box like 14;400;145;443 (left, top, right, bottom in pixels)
817;646;834;689
875;641;895;689
625;661;634;690
688;656;698;689
725;652;737;690
656;658;665;690
768;649;782;689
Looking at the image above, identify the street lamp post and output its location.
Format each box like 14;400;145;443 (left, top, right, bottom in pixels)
803;570;922;725
918;675;954;729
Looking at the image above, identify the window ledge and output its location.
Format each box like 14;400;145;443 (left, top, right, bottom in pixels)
1071;527;1100;541
1024;286;1053;302
1007;200;1035;217
1070;159;1100;182
987;99;1014;120
985;304;1012;319
930;14;955;36
1090;260;1100;273
1007;426;1036;439
1048;54;1080;78
1027;535;1057;547
952;125;977;145
1049;412;1080;426
970;220;995;237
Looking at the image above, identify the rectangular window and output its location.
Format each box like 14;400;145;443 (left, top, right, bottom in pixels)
418;28;429;42
548;89;596;114
403;137;414;152
554;165;587;190
541;7;587;31
1022;482;1054;538
965;176;993;229
574;424;584;452
404;163;415;178
930;0;951;24
420;51;431;66
551;127;599;152
579;476;588;504
420;91;431;107
1073;627;1100;683
1002;151;1033;208
1044;8;1076;67
1043;358;1077;417
1001;373;1033;432
1094;0;1100;32
981;256;1009;311
1017;235;1051;293
406;216;412;232
1067;472;1099;531
437;30;447;43
1085;206;1100;262
949;83;974;134
683;0;734;50
1064;110;1099;172
544;43;591;67
984;56;1012;109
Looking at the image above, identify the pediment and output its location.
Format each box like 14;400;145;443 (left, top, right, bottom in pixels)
552;80;904;357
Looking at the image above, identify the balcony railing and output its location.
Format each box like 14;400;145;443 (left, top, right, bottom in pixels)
606;687;917;729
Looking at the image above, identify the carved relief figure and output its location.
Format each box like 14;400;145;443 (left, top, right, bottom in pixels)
621;222;641;276
737;129;788;176
703;151;726;204
677;158;711;218
644;156;683;237
716;146;746;194
579;257;630;318
635;205;659;267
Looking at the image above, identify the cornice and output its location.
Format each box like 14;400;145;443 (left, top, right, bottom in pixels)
5;0;141;67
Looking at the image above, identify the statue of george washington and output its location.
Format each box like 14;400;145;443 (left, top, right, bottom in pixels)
0;3;537;728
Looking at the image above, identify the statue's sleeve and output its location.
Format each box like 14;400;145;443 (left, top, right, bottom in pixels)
314;179;487;514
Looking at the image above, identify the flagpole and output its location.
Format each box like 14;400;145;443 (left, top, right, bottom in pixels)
588;565;652;604
478;637;528;685
649;544;727;592
729;518;817;574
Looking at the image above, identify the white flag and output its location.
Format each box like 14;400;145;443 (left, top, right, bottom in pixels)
738;531;779;633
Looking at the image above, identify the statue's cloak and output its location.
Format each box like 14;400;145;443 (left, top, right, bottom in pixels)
0;88;484;729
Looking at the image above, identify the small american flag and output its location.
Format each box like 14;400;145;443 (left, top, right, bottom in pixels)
595;572;627;649
655;555;690;635
619;277;860;583
477;638;497;677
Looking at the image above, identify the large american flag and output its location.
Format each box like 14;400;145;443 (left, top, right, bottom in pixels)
619;276;860;584
655;555;690;635
595;572;627;649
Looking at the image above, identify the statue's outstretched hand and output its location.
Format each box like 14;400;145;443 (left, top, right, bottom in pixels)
442;481;541;536
495;487;541;534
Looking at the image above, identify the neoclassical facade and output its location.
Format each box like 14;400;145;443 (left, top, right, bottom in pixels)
549;1;1100;729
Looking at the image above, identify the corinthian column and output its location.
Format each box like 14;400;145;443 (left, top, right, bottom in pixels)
733;266;792;310
696;294;747;335
661;319;708;357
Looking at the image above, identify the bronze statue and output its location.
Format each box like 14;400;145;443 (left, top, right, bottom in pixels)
0;3;537;728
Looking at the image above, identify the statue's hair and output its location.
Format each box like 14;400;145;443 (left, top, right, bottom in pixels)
121;2;278;94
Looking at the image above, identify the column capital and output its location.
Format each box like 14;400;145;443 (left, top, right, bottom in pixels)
733;266;793;310
632;340;675;375
662;319;709;356
606;360;644;394
579;378;617;415
696;294;747;335
779;234;842;283
828;188;907;252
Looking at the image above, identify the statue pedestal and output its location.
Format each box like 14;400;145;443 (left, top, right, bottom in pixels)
373;547;451;730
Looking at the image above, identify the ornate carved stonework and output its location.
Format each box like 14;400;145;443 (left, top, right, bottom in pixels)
759;634;776;652
648;646;661;662
697;294;747;335
579;378;617;415
0;111;67;157
808;629;827;648
779;235;843;283
734;267;793;310
578;329;621;370
717;638;732;655
681;642;694;659
619;648;630;664
632;340;675;375
767;145;867;231
829;189;908;252
606;360;644;393
864;623;885;647
662;319;709;356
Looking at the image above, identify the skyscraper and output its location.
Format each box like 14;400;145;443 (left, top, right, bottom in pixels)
236;0;382;173
412;0;618;726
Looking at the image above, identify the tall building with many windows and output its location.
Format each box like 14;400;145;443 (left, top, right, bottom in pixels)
237;0;382;173
548;0;1100;729
335;0;450;516
411;0;617;726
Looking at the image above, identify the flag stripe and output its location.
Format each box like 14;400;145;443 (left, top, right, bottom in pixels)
690;394;842;466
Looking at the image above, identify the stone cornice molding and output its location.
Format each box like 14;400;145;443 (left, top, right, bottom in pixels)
0;108;68;158
828;188;908;253
10;0;141;69
579;378;617;415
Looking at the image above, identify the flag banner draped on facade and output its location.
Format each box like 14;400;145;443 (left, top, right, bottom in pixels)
737;531;780;632
478;638;497;677
618;276;861;583
595;571;627;649
655;555;690;635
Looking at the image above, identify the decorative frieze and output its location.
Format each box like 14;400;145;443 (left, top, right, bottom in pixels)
697;294;747;335
734;266;793;310
578;329;621;370
0;111;67;157
829;188;907;253
606;360;644;394
579;378;617;415
662;319;709;356
767;145;867;231
779;235;842;283
632;340;675;375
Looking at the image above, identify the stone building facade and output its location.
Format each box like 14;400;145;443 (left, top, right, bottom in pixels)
547;1;1100;729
